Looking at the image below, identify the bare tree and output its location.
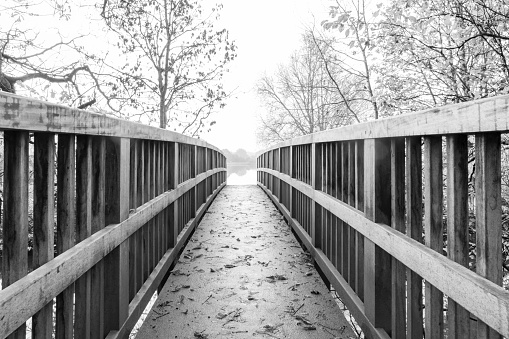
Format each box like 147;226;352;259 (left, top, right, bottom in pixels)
102;0;236;136
0;0;104;108
256;32;361;147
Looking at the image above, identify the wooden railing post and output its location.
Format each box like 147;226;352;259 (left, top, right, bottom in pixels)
90;136;106;338
390;138;405;339
311;143;322;248
32;133;56;339
406;137;424;338
173;142;180;246
56;134;76;339
446;135;470;339
104;137;130;335
3;131;29;339
193;145;198;217
424;136;444;339
475;133;502;339
75;135;92;339
364;138;392;335
289;146;293;217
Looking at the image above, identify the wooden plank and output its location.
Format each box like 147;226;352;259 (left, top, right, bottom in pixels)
104;137;130;335
475;133;502;339
172;143;180;246
137;140;145;291
0;92;223;151
348;142;356;290
32;133;56;339
342;143;349;282
75;135;92;339
254;94;509;151
129;139;139;301
91;136;106;339
258;167;509;337
406;136;424;339
355;140;364;301
446;134;470;339
311;143;320;247
424;136;444;339
56;134;76;339
390;138;406;339
363;138;392;334
2;131;29;339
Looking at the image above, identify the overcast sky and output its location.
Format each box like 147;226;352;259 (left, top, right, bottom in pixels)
200;0;330;153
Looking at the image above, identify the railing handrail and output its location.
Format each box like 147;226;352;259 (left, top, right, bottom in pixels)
0;92;227;339
257;94;509;154
0;92;222;152
257;93;509;339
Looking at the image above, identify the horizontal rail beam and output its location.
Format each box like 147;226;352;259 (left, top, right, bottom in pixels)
258;168;509;337
0;168;225;338
0;93;221;152
258;94;509;154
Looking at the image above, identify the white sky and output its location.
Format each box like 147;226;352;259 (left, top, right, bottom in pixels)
200;0;331;153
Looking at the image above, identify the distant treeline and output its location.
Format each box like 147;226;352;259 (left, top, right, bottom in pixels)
222;148;256;165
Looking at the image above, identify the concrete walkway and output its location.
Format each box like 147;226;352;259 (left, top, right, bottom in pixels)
136;186;356;339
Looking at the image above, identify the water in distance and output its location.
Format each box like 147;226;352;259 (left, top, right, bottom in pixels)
227;162;256;185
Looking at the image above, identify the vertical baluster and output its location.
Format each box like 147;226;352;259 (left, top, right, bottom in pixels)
33;133;56;339
355;140;364;301
406;136;424;338
75;135;92;339
475;132;502;339
103;137;130;334
3;131;29;339
391;138;406;339
128;139;138;302
364;138;392;335
446;135;470;339
173;143;180;246
312;143;322;248
342;143;349;283
91;136;106;338
136;140;144;293
151;141;156;269
424;135;444;339
348;142;357;291
56;134;76;339
155;142;161;261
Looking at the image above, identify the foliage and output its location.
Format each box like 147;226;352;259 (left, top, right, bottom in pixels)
101;0;236;135
376;0;509;112
0;0;102;108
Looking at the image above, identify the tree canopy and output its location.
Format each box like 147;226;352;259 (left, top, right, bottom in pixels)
0;0;236;136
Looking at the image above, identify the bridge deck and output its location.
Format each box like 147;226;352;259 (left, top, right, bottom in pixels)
135;186;356;339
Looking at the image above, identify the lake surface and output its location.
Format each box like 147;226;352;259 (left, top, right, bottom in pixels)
227;163;257;185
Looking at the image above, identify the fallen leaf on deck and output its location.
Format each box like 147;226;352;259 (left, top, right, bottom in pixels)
266;274;287;282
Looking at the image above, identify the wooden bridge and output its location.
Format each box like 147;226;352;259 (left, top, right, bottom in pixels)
0;91;508;339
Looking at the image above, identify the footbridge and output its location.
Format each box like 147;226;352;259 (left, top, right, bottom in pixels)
0;92;508;339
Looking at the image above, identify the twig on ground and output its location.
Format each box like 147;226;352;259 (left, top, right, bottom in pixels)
292;303;304;315
202;294;213;304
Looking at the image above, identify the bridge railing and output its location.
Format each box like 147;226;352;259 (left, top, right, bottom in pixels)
0;92;226;339
257;95;509;339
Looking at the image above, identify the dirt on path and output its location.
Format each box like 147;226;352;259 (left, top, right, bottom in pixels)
135;185;356;339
